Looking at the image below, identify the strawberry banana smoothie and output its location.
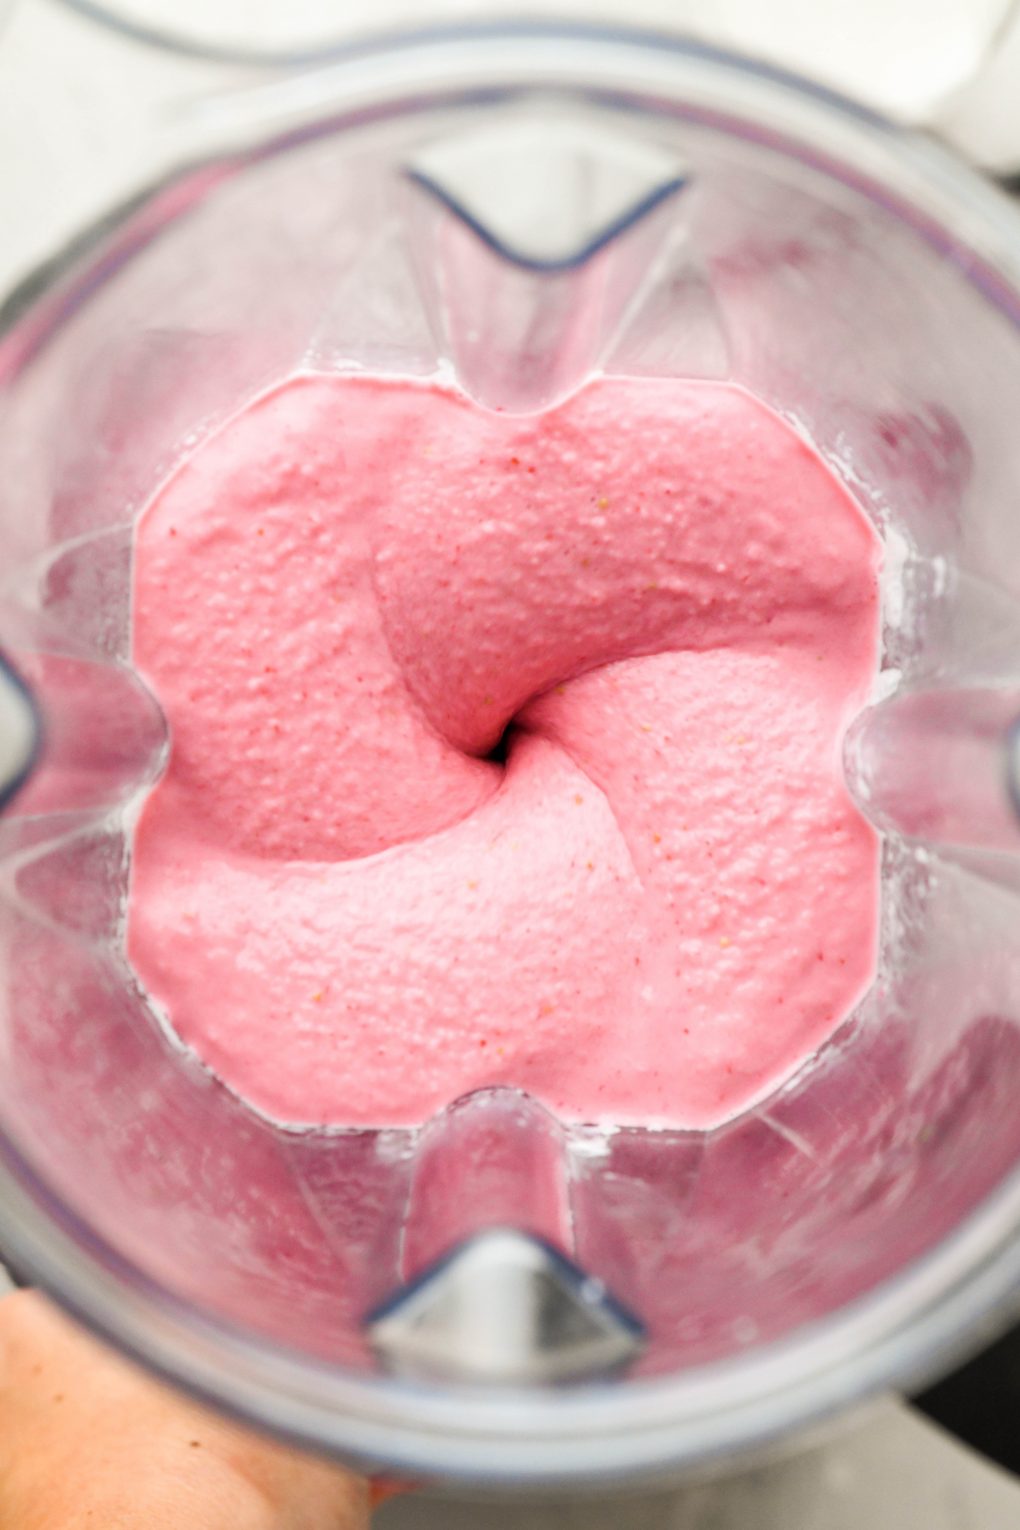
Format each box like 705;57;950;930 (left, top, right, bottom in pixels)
128;375;881;1129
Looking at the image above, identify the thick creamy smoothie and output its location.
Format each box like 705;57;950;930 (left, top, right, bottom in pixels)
128;375;880;1129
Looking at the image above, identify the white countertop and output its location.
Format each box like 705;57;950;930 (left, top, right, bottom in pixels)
377;1403;1020;1529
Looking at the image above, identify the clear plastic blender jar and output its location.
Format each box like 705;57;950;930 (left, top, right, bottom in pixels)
1;22;1020;1487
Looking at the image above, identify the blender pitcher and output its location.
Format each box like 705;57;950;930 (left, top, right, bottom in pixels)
1;22;1020;1486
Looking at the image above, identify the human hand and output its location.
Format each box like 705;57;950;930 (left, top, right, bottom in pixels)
0;1289;371;1529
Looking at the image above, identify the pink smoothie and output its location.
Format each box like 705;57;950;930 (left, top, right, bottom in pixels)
128;375;880;1129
